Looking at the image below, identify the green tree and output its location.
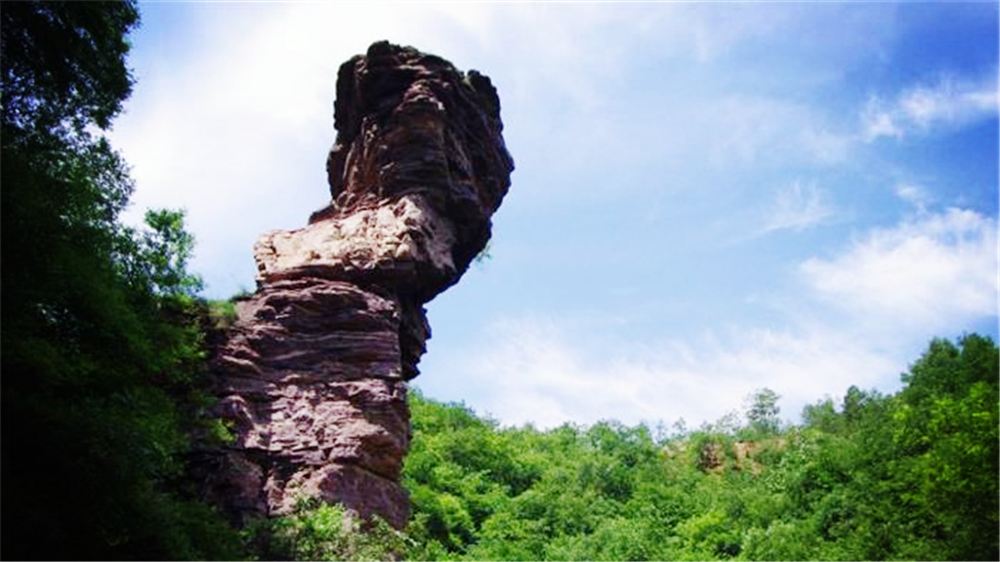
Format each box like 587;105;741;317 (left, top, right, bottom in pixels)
745;388;781;435
887;335;999;560
1;1;137;132
1;3;240;558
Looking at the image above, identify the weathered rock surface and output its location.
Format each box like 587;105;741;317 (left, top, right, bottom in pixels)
199;41;512;528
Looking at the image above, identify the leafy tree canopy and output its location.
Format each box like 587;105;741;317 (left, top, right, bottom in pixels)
1;1;138;133
2;3;239;559
395;335;998;561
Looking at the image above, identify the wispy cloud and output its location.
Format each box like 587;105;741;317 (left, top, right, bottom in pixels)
702;97;855;168
862;72;998;141
759;180;835;235
801;207;998;331
442;315;897;430
894;183;932;211
861;102;904;140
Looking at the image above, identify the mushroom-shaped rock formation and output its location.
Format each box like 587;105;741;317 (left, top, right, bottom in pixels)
199;41;513;528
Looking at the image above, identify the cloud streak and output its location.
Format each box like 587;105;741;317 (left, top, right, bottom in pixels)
442;314;898;430
862;72;998;141
759;180;835;234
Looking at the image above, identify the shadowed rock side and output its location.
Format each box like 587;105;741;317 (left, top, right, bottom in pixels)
198;41;513;528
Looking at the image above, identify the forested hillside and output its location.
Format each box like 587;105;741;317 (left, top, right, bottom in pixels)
396;334;998;561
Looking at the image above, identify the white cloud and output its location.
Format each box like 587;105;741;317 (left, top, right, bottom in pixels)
900;78;997;127
894;183;931;211
759;180;835;234
443;315;897;430
861;99;904;140
862;72;998;141
801;207;998;331
434;205;998;430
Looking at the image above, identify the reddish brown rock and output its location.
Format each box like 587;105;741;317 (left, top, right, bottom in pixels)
199;42;512;529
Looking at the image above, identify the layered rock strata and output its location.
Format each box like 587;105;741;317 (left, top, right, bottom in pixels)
199;41;513;528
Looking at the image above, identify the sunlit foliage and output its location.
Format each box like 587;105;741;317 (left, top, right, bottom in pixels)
402;334;998;561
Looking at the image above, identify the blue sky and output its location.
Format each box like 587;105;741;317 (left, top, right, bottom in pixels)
110;2;998;430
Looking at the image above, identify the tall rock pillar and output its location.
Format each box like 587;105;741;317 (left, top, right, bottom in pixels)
200;41;513;528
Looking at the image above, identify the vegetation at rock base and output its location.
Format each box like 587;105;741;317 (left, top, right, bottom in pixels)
2;2;997;561
242;499;407;561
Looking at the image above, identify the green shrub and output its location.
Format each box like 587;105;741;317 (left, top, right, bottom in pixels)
246;499;406;561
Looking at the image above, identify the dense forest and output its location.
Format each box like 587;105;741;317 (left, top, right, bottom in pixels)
397;336;999;561
2;3;997;561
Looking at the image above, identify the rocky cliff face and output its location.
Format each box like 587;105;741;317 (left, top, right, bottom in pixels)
199;41;513;528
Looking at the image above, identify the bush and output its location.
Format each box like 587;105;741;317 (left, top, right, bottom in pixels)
246;500;406;561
